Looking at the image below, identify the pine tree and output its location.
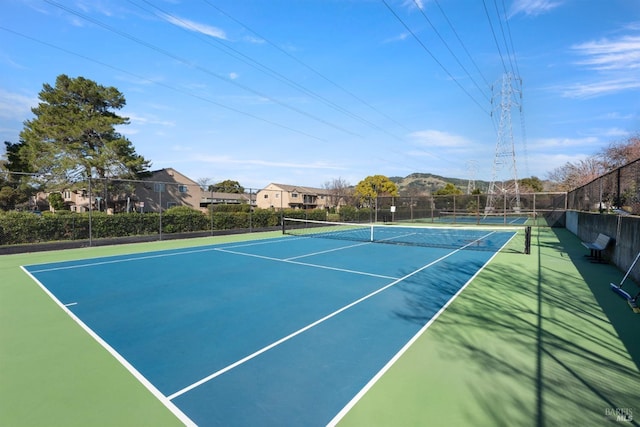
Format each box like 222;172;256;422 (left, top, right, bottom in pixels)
19;75;150;186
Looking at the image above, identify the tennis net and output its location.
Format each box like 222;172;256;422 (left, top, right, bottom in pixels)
282;218;531;254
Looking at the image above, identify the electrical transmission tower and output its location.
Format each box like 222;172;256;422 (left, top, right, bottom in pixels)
466;160;478;194
486;72;522;213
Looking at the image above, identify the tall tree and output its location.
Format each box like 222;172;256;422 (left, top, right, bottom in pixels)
434;183;463;195
548;157;605;191
354;175;398;206
19;74;150;186
208;179;244;194
519;176;544;193
0;140;35;210
323;177;353;207
599;133;640;169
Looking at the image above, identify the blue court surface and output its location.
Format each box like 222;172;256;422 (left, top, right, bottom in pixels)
23;230;516;426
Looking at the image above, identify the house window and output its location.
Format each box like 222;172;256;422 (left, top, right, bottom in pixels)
264;194;269;199
292;193;298;198
167;202;177;208
178;185;188;193
275;193;279;198
154;183;165;193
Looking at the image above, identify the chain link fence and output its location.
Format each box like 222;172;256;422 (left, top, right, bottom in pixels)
366;192;567;227
567;157;640;214
0;174;287;249
0;170;570;250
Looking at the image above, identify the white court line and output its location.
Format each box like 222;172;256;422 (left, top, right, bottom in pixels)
26;237;293;273
215;247;398;280
27;246;222;273
285;241;371;261
64;302;78;307
19;266;196;427
167;238;484;401
327;231;518;426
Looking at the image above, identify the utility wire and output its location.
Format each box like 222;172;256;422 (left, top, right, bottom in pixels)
43;0;361;138
433;0;492;90
481;0;508;75
500;0;522;85
381;0;491;116
132;0;406;142
411;0;491;103
0;26;326;142
200;0;412;133
492;0;517;81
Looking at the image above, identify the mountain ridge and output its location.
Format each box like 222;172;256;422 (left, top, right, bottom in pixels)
389;173;490;196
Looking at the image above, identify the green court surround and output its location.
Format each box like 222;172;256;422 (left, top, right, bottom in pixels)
1;228;638;426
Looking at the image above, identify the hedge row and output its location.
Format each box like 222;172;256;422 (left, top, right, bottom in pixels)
0;207;329;245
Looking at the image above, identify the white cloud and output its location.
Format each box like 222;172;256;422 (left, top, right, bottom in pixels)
563;32;640;97
408;129;472;147
528;136;599;150
562;78;640;98
572;36;640;70
403;0;425;10
509;0;563;17
161;14;227;40
383;32;409;44
527;152;590;177
0;89;36;121
124;112;175;127
198;155;346;170
243;36;265;44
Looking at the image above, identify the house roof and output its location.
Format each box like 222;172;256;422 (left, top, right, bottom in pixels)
147;168;201;187
264;183;330;195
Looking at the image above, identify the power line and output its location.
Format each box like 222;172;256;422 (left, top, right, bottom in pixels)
43;0;361;138
381;0;491;117
481;0;508;75
131;0;407;142
499;0;522;85
200;0;412;133
0;26;326;142
411;0;491;103
432;0;492;90
492;0;517;81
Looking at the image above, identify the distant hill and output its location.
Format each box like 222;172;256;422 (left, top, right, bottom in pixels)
389;173;490;196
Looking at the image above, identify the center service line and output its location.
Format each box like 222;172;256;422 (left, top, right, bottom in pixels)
167;242;475;401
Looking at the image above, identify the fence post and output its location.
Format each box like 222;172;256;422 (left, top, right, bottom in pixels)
88;176;93;246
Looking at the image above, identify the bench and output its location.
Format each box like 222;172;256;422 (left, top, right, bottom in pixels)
582;233;611;263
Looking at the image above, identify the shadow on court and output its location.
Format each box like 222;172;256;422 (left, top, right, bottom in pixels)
551;227;640;372
388;226;640;426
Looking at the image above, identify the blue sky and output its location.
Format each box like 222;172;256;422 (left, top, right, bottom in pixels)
1;0;639;190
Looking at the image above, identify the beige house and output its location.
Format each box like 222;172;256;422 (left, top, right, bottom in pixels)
40;168;229;213
33;188;92;212
133;168;204;213
201;191;251;207
256;183;340;210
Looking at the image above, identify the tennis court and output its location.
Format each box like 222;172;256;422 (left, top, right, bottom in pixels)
21;222;519;426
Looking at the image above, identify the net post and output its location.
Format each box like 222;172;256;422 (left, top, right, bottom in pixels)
525;225;532;254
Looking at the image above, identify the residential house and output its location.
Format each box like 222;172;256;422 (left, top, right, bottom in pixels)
33;188;91;212
136;169;255;213
256;183;340;210
201;191;251;208
134;168;204;213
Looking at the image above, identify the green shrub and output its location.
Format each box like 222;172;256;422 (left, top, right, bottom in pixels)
0;205;286;245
